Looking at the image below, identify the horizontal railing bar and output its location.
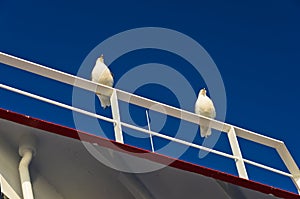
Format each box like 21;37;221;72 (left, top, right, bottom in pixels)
0;52;113;96
0;52;283;148
121;121;237;160
234;127;283;149
0;82;237;161
117;89;284;150
0;83;115;124
1;52;300;194
117;89;231;132
0;85;295;180
0;82;236;160
243;158;293;178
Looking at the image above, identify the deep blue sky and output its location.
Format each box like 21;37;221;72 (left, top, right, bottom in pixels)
0;0;300;194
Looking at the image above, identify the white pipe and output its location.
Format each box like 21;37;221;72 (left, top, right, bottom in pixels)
19;149;34;199
18;135;36;199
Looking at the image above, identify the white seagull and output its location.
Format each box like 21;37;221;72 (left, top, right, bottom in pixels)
91;55;114;108
195;88;216;137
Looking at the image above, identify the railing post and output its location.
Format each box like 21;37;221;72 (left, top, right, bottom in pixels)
228;127;248;179
276;143;300;194
294;177;300;195
3;51;300;194
110;90;123;143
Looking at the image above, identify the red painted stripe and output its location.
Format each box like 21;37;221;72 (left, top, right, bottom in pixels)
0;108;299;199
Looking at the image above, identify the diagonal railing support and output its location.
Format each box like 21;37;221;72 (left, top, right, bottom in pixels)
228;127;248;179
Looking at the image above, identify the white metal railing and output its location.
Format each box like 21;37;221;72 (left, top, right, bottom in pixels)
1;174;21;199
0;52;299;194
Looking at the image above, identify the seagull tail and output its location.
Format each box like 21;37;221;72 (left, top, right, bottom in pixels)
200;126;212;138
97;94;111;108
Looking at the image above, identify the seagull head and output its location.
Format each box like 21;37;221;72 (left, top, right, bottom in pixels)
199;88;207;96
98;54;104;63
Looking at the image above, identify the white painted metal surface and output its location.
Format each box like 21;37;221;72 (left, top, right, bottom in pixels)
110;90;123;143
0;84;115;124
0;127;65;199
18;135;37;199
0;51;299;194
0;119;285;199
0;175;21;199
227;127;248;179
19;149;34;199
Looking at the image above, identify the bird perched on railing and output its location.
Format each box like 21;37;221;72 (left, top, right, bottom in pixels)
91;54;114;108
195;88;216;137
